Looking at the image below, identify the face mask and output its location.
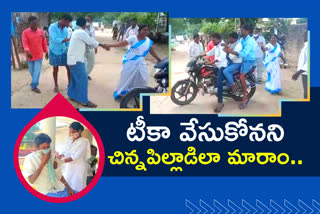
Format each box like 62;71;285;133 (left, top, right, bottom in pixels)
254;34;259;38
41;148;51;154
86;22;90;27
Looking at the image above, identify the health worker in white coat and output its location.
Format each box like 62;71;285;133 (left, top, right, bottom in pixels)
60;122;91;193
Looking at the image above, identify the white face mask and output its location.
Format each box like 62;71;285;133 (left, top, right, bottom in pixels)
86;22;90;27
254;33;259;38
41;148;51;154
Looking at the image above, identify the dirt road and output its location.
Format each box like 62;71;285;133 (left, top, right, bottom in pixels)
11;29;168;109
150;42;305;115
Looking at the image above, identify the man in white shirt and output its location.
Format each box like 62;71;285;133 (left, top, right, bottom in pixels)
200;33;227;113
67;17;108;108
189;33;204;60
292;30;309;99
223;32;243;93
85;14;97;80
124;19;139;39
23;133;74;197
253;28;266;84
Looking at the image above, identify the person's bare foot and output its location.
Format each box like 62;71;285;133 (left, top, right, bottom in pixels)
214;103;224;113
239;93;249;109
54;86;59;93
32;88;41;93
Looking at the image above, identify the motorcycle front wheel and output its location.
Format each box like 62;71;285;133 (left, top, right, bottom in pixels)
171;79;198;105
120;87;156;108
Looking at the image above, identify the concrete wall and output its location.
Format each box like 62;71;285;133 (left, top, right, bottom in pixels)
286;23;307;69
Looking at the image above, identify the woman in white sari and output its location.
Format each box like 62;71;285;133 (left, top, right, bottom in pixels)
58;122;91;193
105;25;162;99
263;35;286;94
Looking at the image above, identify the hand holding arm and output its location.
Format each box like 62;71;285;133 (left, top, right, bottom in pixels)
62;38;70;43
105;40;129;48
63;157;73;163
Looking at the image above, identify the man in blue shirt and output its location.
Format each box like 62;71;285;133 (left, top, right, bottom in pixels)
224;23;256;109
48;14;73;93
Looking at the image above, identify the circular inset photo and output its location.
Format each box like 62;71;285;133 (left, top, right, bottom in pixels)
14;116;104;202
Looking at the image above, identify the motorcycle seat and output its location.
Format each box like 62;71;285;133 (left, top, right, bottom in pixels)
233;66;256;76
154;57;169;69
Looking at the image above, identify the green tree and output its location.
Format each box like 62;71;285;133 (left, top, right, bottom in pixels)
201;20;235;36
50;12;105;22
116;12;158;30
170;18;187;36
102;12;121;25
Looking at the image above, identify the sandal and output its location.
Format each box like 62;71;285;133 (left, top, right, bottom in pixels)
214;103;224;113
81;101;97;108
68;98;97;108
32;88;41;93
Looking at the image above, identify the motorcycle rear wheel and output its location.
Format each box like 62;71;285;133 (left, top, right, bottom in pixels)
171;79;198;105
230;74;256;101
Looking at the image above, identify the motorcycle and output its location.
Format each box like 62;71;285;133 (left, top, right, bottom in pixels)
120;57;169;108
170;57;256;106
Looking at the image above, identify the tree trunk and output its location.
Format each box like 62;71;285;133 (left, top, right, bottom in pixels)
11;40;16;69
240;18;246;25
11;35;21;69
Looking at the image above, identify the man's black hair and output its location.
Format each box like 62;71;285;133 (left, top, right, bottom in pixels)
60;14;73;22
34;133;51;147
90;145;97;150
28;16;38;24
229;32;238;40
240;23;253;32
69;121;84;131
212;33;222;40
138;24;148;32
76;17;87;27
193;33;200;39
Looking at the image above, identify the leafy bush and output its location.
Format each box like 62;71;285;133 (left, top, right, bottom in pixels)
201;21;235;37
